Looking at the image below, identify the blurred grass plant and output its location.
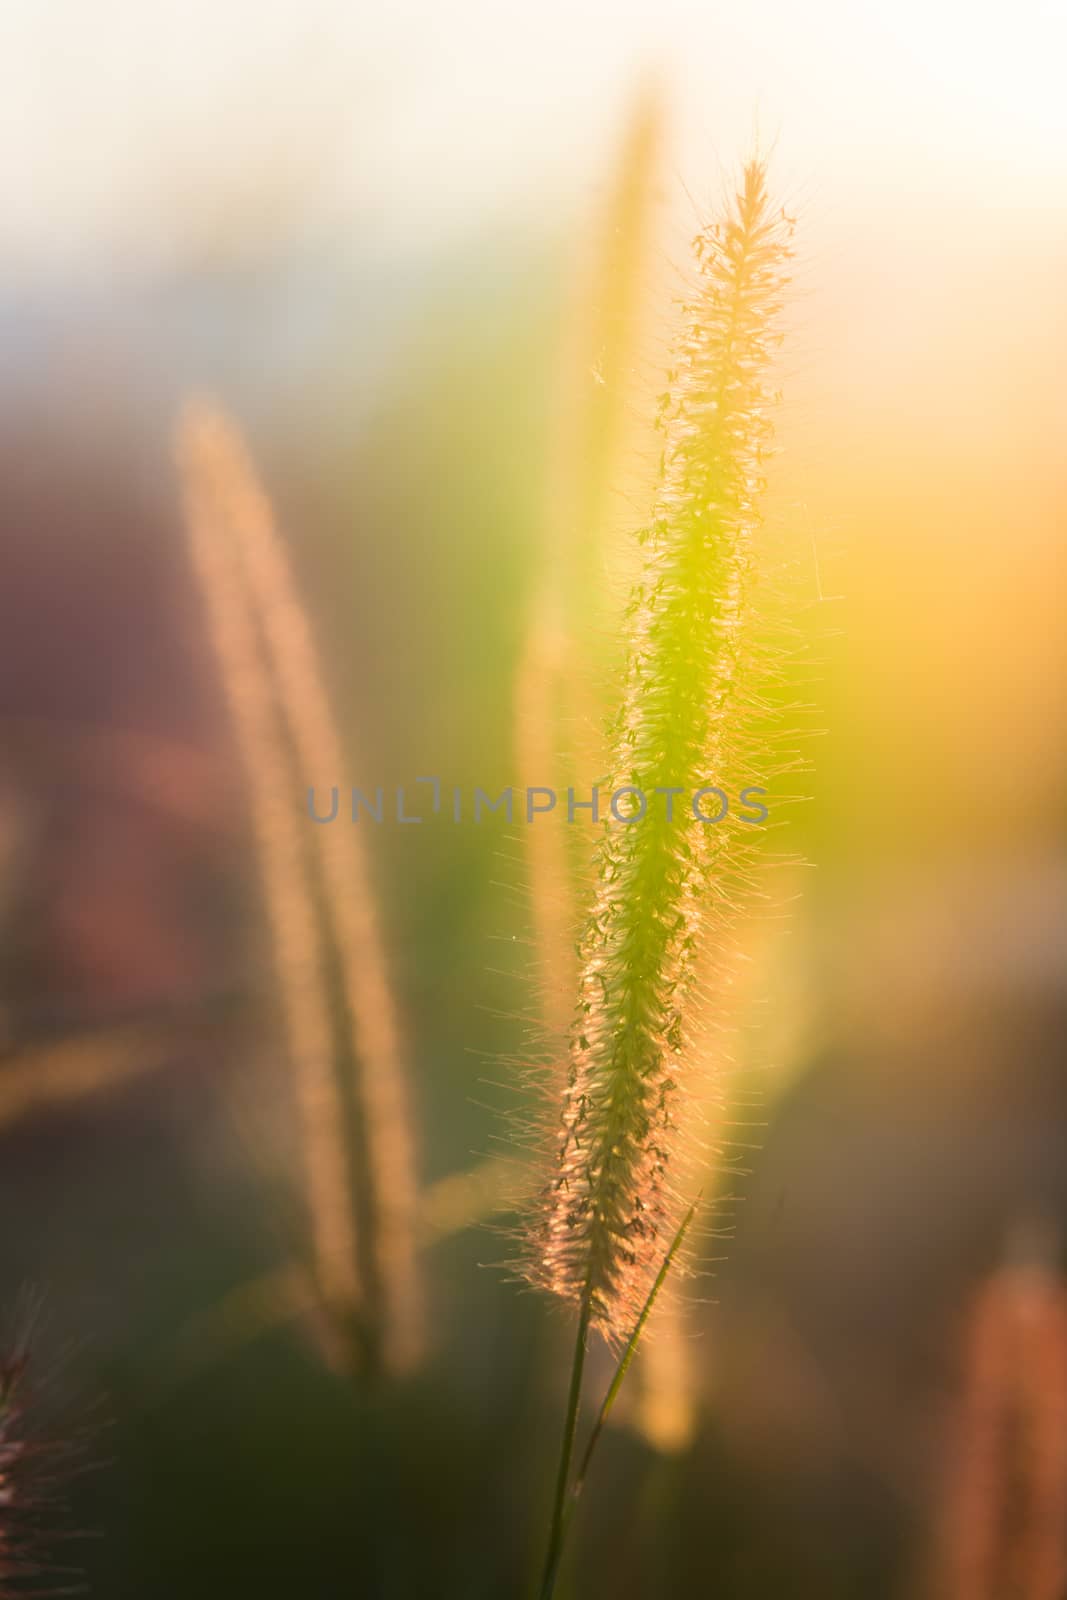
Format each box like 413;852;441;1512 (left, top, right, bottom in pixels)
0;1025;176;1133
927;1234;1067;1600
516;80;665;1041
175;404;423;1376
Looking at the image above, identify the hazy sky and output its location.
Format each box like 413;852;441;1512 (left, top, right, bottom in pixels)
3;0;1065;269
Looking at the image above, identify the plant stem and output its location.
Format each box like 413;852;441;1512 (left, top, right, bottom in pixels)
538;1296;592;1600
544;1199;699;1584
574;1201;696;1501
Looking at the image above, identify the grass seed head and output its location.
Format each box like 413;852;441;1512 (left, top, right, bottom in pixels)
524;161;793;1338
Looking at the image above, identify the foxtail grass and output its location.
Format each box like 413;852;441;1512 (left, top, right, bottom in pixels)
516;81;665;1041
523;158;793;1596
175;403;424;1375
928;1236;1067;1600
176;409;362;1333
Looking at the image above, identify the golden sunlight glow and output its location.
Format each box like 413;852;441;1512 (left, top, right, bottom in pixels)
2;1;1064;264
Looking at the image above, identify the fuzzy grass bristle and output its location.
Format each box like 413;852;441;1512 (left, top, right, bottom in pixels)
0;1301;85;1597
524;159;793;1340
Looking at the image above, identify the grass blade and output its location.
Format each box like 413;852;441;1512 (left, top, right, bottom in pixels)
539;1200;698;1598
576;1198;698;1500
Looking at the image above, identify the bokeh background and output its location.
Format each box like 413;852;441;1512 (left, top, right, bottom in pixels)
2;2;1066;1595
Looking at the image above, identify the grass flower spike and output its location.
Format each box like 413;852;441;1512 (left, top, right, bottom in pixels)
517;81;664;1042
527;161;793;1339
176;403;424;1375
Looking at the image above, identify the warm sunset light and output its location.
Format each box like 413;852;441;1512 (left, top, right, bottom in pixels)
1;2;1064;1596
